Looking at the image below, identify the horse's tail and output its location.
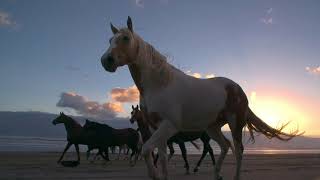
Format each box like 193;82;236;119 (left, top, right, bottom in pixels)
246;108;303;142
190;141;201;151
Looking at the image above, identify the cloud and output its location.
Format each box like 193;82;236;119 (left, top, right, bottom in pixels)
111;85;140;103
260;8;274;25
135;0;144;8
0;10;16;27
205;74;215;78
57;92;124;120
186;70;215;79
306;66;320;75
261;17;273;25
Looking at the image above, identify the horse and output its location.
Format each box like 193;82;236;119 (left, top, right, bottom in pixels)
100;17;302;180
86;144;110;162
52;112;109;164
130;105;231;174
83;119;140;166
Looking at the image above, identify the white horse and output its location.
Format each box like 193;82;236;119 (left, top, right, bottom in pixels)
100;16;301;180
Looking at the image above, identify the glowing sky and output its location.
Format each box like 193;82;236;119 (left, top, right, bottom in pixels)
0;0;319;136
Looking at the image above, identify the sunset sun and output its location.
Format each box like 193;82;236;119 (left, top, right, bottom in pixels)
249;91;307;133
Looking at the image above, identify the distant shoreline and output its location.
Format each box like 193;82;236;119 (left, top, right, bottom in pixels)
1;135;320;154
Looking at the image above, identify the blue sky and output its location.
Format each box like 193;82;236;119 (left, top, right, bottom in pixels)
0;0;319;135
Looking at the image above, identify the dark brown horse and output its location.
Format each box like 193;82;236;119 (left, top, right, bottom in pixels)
130;105;232;174
52;113;109;164
83;119;140;166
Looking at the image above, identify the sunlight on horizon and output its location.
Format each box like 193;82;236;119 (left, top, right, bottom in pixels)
249;91;310;135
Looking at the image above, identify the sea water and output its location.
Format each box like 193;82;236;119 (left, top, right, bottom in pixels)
1;136;320;154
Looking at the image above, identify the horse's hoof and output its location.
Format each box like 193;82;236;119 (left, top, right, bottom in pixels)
193;167;199;173
218;175;223;180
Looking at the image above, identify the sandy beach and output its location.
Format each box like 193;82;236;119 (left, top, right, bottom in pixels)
0;152;319;180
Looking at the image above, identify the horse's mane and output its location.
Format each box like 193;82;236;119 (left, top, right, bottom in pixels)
65;115;82;127
133;33;182;88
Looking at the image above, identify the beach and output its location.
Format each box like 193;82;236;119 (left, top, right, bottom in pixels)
0;152;319;180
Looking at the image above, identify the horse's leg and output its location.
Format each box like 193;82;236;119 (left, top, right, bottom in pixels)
152;152;159;167
117;146;121;160
57;142;72;163
104;146;110;161
86;146;92;161
178;142;189;174
227;111;245;180
142;120;178;180
93;148;102;161
194;135;213;173
75;144;80;162
167;141;175;161
207;127;230;180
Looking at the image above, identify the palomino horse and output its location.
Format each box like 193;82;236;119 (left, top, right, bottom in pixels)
83;119;140;166
130;105;232;174
100;17;301;180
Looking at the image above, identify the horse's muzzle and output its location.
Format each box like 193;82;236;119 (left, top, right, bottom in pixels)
101;55;117;72
52;120;58;125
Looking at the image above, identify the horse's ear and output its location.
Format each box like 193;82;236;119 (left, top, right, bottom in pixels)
136;105;139;109
127;16;133;33
110;23;119;34
132;105;134;109
60;112;62;115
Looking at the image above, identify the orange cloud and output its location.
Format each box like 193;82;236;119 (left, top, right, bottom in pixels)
186;71;215;79
57;92;123;119
306;66;320;75
103;102;124;113
111;85;140;103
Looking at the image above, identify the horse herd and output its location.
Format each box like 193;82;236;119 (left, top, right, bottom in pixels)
52;107;221;173
54;16;301;180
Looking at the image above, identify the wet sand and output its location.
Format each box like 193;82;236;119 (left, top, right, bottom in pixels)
0;152;319;180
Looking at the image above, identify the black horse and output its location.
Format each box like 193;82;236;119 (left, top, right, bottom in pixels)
167;132;215;173
52;113;109;165
83;120;140;166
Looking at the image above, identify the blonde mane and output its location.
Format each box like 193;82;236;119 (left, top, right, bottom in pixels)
133;34;175;89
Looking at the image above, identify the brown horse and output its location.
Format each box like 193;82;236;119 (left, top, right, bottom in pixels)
83;119;140;166
52;112;109;164
130;105;233;174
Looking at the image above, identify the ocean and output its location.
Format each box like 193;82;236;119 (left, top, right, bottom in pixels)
1;136;320;154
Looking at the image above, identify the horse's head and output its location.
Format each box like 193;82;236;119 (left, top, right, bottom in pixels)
101;16;139;72
52;112;69;125
130;105;142;124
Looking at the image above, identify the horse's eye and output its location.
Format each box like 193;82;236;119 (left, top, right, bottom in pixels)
123;36;130;42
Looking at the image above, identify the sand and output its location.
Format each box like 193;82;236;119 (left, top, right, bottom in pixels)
0;152;319;180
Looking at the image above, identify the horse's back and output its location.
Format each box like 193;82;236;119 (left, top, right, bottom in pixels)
112;128;139;146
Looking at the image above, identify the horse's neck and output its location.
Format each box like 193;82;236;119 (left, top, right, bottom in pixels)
130;39;180;93
64;120;81;135
128;64;144;95
137;116;149;132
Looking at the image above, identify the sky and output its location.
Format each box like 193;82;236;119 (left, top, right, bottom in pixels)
0;0;319;136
